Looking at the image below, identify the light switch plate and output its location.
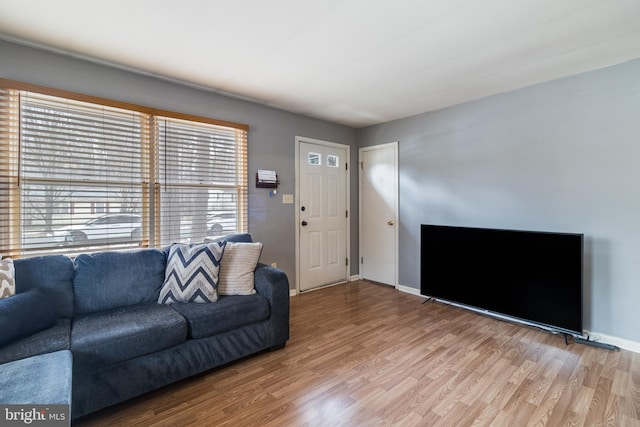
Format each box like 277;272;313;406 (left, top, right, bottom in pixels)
283;194;294;204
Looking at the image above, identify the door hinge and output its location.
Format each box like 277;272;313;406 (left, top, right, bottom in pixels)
346;258;349;266
361;257;364;264
360;161;363;169
346;210;348;218
346;162;348;171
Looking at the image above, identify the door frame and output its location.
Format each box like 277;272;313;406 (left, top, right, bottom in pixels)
358;141;399;287
295;136;351;294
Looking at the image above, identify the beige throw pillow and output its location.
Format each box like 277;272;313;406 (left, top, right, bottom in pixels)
0;258;16;299
218;242;263;295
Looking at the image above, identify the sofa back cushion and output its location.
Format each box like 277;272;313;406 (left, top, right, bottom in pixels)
219;233;253;243
13;255;74;318
73;249;166;314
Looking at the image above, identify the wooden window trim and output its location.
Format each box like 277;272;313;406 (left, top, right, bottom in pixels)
0;78;249;132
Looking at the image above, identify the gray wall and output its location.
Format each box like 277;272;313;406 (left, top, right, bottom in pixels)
358;58;640;342
0;39;359;287
5;37;640;343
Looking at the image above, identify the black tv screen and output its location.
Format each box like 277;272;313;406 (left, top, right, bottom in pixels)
420;224;583;335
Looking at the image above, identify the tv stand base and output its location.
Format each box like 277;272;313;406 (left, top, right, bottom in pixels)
564;333;619;351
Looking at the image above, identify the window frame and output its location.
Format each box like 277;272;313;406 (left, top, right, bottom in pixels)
0;78;249;257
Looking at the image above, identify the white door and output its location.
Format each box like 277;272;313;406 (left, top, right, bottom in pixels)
298;139;349;292
359;142;398;286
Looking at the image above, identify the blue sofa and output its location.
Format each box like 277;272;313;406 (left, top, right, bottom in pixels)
0;234;290;420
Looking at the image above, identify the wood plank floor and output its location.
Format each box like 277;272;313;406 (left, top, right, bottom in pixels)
76;280;640;426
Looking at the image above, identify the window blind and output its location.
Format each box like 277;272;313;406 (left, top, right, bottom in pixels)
18;92;146;255
0;81;248;258
0;89;20;258
157;117;248;246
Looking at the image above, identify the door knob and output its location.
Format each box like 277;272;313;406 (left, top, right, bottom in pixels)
387;220;394;226
301;221;308;226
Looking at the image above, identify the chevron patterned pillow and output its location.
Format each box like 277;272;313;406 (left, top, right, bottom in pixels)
158;241;226;304
0;257;15;299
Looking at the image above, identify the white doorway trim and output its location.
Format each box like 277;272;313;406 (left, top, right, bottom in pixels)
295;136;351;293
358;141;399;287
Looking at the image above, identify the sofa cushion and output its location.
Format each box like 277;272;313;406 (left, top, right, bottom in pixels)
0;350;72;406
13;255;74;318
219;242;263;295
158;241;226;304
71;303;187;369
73;249;166;314
0;319;71;365
0;289;58;347
0;257;15;298
170;294;270;339
204;232;253;244
162;232;253;258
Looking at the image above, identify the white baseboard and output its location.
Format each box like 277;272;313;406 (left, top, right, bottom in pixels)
350;274;360;282
293;277;354;296
395;284;640;354
396;284;422;296
583;331;640;353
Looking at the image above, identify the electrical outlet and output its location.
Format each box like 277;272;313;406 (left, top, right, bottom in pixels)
271;262;277;268
282;194;294;204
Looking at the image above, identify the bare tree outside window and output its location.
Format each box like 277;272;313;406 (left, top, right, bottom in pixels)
19;94;143;250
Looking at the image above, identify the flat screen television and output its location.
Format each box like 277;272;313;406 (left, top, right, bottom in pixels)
420;224;584;335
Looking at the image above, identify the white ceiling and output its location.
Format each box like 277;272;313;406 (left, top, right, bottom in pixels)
1;0;639;128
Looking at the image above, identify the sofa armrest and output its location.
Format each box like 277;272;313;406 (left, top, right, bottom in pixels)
254;264;290;347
